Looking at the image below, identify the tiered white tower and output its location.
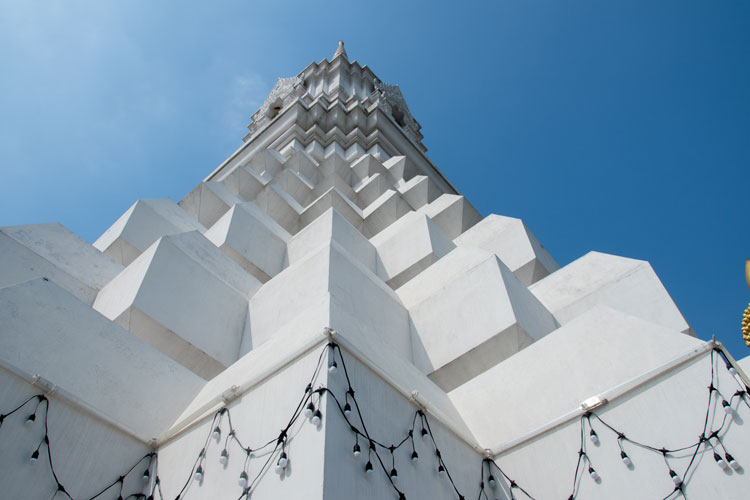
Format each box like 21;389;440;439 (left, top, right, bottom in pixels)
1;43;749;500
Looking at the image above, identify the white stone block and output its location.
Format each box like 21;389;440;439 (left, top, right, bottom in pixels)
94;198;205;266
1;223;122;304
370;211;455;289
179;181;243;228
93;231;261;378
530;251;692;334
287;208;379;276
0;278;204;439
449;306;703;447
254;183;303;234
221;164;268;202
205;202;291;282
362;189;412;237
248;241;410;360
418;193;482;240
454;214;559;285
300;187;363;232
398;174;442;210
398;246;557;391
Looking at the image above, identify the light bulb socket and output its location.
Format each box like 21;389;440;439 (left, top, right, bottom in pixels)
669;470;681;485
329;361;338;374
438;464;445;474
589;430;599;444
312;409;322;425
410;450;418;461
343;403;352;415
365;461;373;473
390;468;398;478
421;428;428;438
25;414;36;425
305;402;315;418
212;426;221;440
219;449;229;465
488;475;496;487
238;471;248;488
142;469;150;480
30;450;39;462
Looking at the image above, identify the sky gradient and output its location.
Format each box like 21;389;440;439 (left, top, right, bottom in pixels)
1;1;748;357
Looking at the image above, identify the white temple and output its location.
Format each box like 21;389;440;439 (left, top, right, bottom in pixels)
1;42;749;500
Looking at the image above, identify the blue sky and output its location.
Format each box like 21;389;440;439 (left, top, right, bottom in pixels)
1;1;748;357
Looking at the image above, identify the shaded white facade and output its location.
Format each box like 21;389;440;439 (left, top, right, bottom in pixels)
1;43;749;500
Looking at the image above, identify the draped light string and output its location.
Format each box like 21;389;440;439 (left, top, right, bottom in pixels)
1;343;748;499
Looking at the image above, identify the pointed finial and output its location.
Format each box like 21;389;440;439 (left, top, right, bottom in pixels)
333;40;348;60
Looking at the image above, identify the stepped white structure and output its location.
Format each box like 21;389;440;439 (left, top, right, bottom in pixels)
1;42;749;500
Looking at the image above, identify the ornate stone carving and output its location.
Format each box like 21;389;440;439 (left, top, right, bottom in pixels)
371;81;421;143
247;76;305;135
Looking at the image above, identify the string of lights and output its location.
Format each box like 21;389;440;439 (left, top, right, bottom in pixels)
1;341;748;500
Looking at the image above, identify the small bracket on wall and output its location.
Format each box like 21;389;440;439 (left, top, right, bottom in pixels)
30;374;57;396
580;395;608;412
222;385;241;404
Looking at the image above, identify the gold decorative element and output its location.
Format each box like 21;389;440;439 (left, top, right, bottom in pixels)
743;303;750;347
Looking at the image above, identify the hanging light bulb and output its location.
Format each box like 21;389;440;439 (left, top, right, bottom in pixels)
589;429;599;445
194;465;203;482
353;443;361;457
420;427;428;438
142;469;150;481
620;451;632;466
722;400;734;416
30;450;39;463
25;414;36;426
390;467;398;479
212;426;221;440
311;409;323;426
304;402;315;418
365;461;373;473
410;450;418;462
278;452;289;469
727;363;738;376
714;452;728;470
219;449;229;465
588;466;600;481
238;471;248;488
488;474;496;488
669;470;681;485
438;464;445;475
329;361;338;374
343;402;352;416
726;453;741;471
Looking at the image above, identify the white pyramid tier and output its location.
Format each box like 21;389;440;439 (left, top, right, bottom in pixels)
398;174;442;210
398;247;558;391
449;307;702;447
287;208;382;278
417;193;482;240
370;211;455;289
454;214;559;286
530;251;692;335
1;223;123;305
0;278;204;440
205;201;291;283
93;231;261;378
179;180;244;228
94;198;205;266
247;234;410;360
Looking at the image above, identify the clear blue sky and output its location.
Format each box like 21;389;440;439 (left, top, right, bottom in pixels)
1;1;748;357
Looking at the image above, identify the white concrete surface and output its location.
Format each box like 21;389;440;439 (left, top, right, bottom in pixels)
93;231;260;378
454;214;559;285
530;251;692;334
1;223;122;304
94;198;205;266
